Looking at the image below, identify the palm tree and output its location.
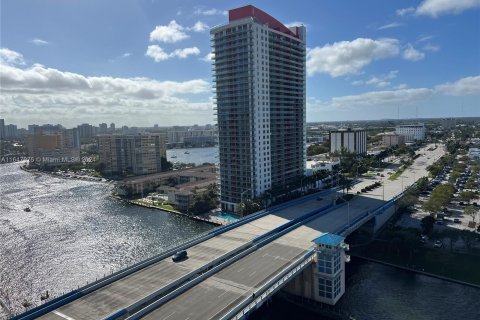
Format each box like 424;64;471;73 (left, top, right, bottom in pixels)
340;176;353;195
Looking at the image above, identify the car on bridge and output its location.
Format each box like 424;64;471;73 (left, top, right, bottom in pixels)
172;250;187;262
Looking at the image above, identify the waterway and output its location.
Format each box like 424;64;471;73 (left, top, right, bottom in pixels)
167;147;218;165
252;258;479;320
0;162;214;317
1;145;479;319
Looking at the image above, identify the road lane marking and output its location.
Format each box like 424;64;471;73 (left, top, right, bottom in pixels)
53;310;76;320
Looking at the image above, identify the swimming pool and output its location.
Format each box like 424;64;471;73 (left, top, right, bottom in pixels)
216;213;239;221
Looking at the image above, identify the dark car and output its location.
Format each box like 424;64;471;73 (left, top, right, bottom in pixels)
454;218;461;224
172;250;187;262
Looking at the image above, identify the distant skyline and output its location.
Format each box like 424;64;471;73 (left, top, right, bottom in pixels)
1;0;479;127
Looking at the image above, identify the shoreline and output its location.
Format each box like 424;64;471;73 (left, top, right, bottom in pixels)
125;199;225;226
20;164;226;226
19;165;108;184
351;254;480;289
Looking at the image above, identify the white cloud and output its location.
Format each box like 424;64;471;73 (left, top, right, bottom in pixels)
306;38;399;77
149;20;189;43
354;70;399;88
29;38;50;46
377;22;404;30
194;8;227;16
396;7;415;16
171;47;200;59
122;52;132;58
435;75;480;96
0;49;212;126
145;44;200;62
145;45;170;62
145;45;200;62
0;48;25;65
423;44;440;52
285;21;307;28
312;75;480;113
201;52;214;62
417;35;434;43
403;44;425;61
190;21;209;32
330;88;433;108
366;78;390;88
398;0;480;17
416;0;480;17
394;84;408;90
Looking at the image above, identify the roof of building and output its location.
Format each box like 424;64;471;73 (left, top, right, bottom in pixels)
229;5;299;38
330;128;365;132
162;179;214;195
122;164;216;184
396;123;425;128
312;233;345;246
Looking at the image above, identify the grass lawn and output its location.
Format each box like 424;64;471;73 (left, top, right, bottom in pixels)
157;204;179;212
388;167;406;181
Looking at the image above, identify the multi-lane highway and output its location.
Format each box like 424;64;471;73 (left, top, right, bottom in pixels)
22;144;444;320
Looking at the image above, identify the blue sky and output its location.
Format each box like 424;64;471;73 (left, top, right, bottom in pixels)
1;0;479;128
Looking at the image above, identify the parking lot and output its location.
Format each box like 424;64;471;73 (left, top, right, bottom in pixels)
395;156;479;249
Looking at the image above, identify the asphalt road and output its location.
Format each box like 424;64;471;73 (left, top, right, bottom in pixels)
38;144;444;320
141;144;445;320
37;190;336;319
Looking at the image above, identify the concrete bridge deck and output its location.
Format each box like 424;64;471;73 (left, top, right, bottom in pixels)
20;144;444;320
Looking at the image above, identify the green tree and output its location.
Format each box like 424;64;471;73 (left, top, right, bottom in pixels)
459;191;478;202
161;157;173;171
421;216;435;234
464;205;479;222
307;142;329;156
415;177;429;192
423;184;455;213
239;199;262;216
188;184;219;215
339;176;353;195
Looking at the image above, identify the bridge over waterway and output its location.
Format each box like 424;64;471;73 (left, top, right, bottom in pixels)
14;145;444;320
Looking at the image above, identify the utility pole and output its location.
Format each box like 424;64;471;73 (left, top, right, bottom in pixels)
347;201;350;227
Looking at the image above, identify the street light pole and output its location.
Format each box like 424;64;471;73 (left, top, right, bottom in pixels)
347;201;350;227
241;189;250;203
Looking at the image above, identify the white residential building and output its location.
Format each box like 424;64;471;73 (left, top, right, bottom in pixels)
330;128;367;155
395;124;425;142
212;5;306;212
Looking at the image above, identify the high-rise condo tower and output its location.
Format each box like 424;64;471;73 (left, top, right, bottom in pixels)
211;5;306;212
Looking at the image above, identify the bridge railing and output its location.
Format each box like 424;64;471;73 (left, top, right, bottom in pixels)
12;188;336;320
220;250;315;320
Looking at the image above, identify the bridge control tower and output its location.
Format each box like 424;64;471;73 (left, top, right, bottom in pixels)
282;232;350;306
312;233;349;305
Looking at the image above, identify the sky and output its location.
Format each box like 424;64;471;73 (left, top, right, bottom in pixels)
0;0;479;128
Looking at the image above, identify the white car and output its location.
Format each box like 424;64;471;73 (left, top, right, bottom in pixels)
433;240;443;248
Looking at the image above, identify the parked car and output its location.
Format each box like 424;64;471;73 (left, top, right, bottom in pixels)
172;250;188;262
434;240;443;248
454;218;461;224
435;219;444;225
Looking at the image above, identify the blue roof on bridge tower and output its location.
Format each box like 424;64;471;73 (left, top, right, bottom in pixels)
312;233;345;246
